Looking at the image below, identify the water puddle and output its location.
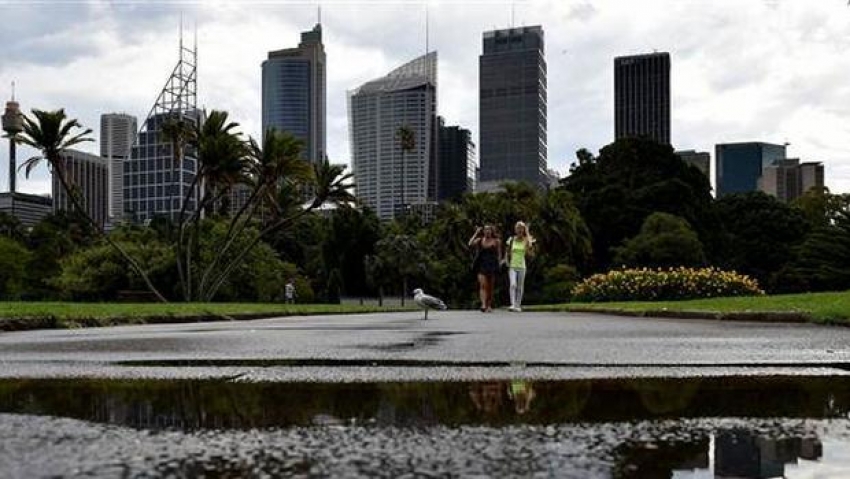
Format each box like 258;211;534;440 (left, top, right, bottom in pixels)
1;376;849;477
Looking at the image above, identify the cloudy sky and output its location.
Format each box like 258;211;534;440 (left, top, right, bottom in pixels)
2;0;850;195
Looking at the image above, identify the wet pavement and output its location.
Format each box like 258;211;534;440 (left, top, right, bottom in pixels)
1;311;849;380
2;311;850;477
0;376;849;477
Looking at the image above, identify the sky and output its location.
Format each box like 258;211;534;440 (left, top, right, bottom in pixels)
1;0;850;196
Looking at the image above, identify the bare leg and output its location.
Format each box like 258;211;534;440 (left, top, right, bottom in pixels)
484;274;495;311
477;273;488;311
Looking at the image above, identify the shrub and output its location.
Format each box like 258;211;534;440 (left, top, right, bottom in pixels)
571;267;764;302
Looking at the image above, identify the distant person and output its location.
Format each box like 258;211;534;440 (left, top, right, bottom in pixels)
285;278;296;304
507;380;536;415
505;221;535;312
469;225;502;312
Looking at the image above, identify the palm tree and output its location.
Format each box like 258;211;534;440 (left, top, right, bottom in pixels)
199;136;355;301
396;126;415;218
12;109;167;301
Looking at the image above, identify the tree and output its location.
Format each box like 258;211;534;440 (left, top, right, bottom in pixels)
561;137;716;271
792;187;850;228
396;125;415;217
24;210;97;298
193;128;356;302
322;207;381;297
11;108;167;301
714;192;809;291
374;234;425;306
613;212;706;268
0;236;30;299
787;211;850;292
0;212;24;241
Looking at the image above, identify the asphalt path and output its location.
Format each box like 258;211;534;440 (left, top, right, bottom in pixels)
1;310;849;380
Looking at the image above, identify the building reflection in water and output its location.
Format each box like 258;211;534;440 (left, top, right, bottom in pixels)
614;430;823;478
715;429;823;478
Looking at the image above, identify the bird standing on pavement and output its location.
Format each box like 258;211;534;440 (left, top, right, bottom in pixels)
413;288;447;320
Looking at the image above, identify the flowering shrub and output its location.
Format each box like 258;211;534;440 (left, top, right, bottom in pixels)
571;267;764;302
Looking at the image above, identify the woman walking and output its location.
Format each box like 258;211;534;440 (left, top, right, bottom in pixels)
506;221;535;312
469;225;502;312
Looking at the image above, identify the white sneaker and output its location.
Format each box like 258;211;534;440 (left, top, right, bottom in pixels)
508;306;518;312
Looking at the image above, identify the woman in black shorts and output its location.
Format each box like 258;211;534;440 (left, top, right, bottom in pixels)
469;225;502;312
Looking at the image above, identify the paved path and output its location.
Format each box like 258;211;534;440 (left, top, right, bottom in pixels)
1;311;849;380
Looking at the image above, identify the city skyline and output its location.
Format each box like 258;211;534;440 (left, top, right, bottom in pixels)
1;1;849;195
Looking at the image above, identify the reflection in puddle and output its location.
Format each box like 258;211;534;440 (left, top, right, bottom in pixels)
0;376;849;477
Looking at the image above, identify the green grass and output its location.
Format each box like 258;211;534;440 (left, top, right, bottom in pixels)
532;290;850;325
0;302;409;332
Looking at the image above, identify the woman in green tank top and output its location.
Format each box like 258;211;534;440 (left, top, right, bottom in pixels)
506;221;534;312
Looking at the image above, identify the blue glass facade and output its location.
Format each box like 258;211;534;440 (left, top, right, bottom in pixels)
261;24;326;164
715;142;786;197
262;60;311;152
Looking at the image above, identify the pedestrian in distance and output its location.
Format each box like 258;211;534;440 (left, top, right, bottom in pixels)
505;221;535;312
285;278;296;304
469;225;503;313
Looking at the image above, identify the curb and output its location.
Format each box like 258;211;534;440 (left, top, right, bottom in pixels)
538;307;828;325
0;309;413;333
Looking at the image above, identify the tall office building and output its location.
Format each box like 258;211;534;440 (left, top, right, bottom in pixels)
716;142;786;197
0;192;51;229
348;52;438;220
124;34;199;222
758;158;825;203
479;26;547;190
675;150;710;178
437;119;477;200
614;52;671;144
101;113;137;222
53;149;109;227
262;23;326;164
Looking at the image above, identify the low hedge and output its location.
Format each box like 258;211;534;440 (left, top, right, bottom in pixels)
571;267;764;302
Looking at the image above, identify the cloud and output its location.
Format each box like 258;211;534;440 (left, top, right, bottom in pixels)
0;0;849;196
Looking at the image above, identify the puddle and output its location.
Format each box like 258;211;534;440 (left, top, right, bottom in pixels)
1;376;849;477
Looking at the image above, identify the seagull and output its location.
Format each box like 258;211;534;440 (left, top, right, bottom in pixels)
413;288;447;320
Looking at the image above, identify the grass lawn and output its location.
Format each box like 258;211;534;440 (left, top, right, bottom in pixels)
532;290;850;325
0;302;409;332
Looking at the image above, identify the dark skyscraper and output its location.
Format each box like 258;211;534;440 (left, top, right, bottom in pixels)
479;25;547;190
262;24;326;164
615;52;671;144
716;142;786;197
438;119;477;201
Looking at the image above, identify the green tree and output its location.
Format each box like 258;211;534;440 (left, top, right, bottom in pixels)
0;236;31;298
714;192;809;291
396;125;416;217
561;137;716;271
24;210;97;298
613;212;706;268
375;234;425;306
792;187;850;228
787;211;850;292
322;207;381;297
0;212;24;241
53;236;175;301
11;108;166;301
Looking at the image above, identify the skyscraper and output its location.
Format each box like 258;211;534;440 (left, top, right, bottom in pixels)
348;52;438;220
124;34;199;222
262;23;326;164
53;149;109;227
758;158;825;203
101;113;137;222
715;142;786;197
614;52;671;144
479;26;547;190
438;118;477;201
